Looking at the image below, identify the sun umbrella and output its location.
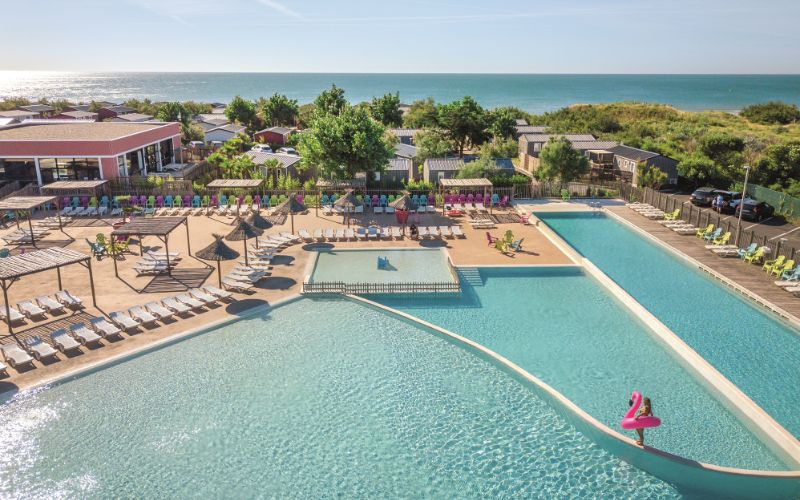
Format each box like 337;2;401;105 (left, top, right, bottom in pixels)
249;211;273;230
225;217;263;266
333;189;359;227
196;234;240;287
273;193;307;234
389;193;417;224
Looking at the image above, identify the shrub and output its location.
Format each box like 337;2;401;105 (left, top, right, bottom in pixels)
741;101;800;125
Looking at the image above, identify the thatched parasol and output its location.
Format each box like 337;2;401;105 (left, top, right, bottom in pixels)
196;234;240;287
249;211;273;230
333;189;359;227
273;193;307;233
225;217;263;266
389;193;417;224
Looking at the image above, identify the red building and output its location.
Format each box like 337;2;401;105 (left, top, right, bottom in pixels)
97;105;136;121
253;126;295;145
0;121;181;185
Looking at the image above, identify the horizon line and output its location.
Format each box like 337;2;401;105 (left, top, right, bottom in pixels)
2;70;800;76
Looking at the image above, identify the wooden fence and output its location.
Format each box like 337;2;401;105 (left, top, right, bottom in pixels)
302;281;461;294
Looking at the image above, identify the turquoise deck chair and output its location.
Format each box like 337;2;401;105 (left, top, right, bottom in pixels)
164;195;173;207
219;194;228;206
261;195;270;208
192;195;201;207
321;194;329;206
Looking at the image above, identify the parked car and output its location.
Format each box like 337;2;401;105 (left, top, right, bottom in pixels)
189;141;204;148
734;200;775;221
690;187;717;206
277;147;298;155
712;190;742;213
251;144;273;153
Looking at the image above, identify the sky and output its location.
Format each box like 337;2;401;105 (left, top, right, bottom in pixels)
3;0;800;73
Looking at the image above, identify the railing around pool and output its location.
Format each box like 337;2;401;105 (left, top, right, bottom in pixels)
302;281;461;294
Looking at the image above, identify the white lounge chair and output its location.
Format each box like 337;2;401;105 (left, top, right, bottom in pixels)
222;278;254;292
391;226;402;239
418;226;429;238
90;317;123;339
189;288;218;305
176;294;205;310
298;229;312;241
345;228;355;239
145;302;174;321
335;228;345;240
380;227;390;239
109;311;140;332
313;229;323;241
50;329;81;353
134;264;169;276
451;226;464;237
17;300;47;320
129;306;159;326
385;207;395;214
0;305;25;323
162;297;191;315
374;206;383;214
25;336;58;361
279;232;300;243
428;226;440;238
36;295;65;314
203;285;233;300
1;344;34;368
439;226;452;238
55;290;83;309
324;228;335;240
426;205;436;213
146;250;181;260
355;205;364;213
70;323;102;345
227;271;262;284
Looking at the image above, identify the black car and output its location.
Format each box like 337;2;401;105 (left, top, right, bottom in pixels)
690;187;717;206
735;200;775;222
712;190;742;213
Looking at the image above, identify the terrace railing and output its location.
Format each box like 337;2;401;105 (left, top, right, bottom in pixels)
302;281;461;294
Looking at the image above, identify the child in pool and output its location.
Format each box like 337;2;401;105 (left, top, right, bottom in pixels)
634;397;653;446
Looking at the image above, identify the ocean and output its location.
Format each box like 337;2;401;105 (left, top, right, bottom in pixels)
0;72;798;114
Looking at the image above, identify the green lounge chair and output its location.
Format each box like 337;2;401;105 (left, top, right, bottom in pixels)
560;189;570;201
762;255;785;274
744;247;766;264
712;232;731;246
737;243;758;259
772;259;794;277
696;224;714;239
664;209;680;220
703;228;722;242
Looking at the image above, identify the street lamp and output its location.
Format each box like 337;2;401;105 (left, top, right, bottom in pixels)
735;165;751;246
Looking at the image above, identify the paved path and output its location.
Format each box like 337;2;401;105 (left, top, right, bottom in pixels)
608;205;800;321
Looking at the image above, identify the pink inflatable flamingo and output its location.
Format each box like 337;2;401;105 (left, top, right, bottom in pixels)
621;391;661;430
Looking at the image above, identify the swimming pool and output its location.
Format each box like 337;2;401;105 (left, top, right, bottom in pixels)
0;298;679;498
308;248;455;284
537;211;800;439
373;266;788;471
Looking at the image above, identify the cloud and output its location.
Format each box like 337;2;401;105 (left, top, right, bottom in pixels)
255;0;305;19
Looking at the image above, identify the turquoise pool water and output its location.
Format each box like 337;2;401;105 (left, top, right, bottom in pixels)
309;248;455;284
537;211;800;439
373;267;787;470
0;298;679;498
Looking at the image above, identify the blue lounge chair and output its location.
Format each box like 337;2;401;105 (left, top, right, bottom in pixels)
781;266;800;281
703;228;722;242
321;194;329;206
736;242;758;259
261;195;270;209
511;238;524;252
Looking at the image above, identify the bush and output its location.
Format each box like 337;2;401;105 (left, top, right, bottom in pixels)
741;102;800;125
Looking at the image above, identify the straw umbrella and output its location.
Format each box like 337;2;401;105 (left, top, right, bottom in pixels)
333;189;358;227
225;217;263;266
196;234;240;287
389;193;418;225
249;211;273;230
273;193;307;234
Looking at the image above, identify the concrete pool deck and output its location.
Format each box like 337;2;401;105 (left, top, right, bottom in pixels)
0;206;570;389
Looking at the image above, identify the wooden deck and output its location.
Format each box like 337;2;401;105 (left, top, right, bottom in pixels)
608;206;800;321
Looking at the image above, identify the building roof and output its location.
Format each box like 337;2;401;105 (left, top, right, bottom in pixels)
0;195;57;211
571;140;619;151
102;105;136;114
607;144;662;162
201;117;229;127
0;122;170;141
41;180;109;192
492;158;515;170
515;119;528;126
393;142;417;158
425;158;465;171
0;248;90;281
521;133;596;143
439;178;493;188
387;158;412;171
0;118;16;127
0;110;37;118
206;179;264;188
19;104;55;113
257;126;293;136
67;105;91;112
195;113;228;123
112;113;154;122
58;110;98;119
245;151;302;169
388;128;421;138
515;125;547;135
207;124;247;135
111;216;187;237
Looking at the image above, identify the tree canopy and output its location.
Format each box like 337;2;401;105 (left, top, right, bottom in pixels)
537;137;589;183
156;102;190;125
298;106;394;182
741;101;800;125
488;107;518;140
313;84;348;117
414;130;452;164
437;96;489;157
259;93;299;127
225;96;257;129
369;92;403;127
636;161;668;188
403;98;439;128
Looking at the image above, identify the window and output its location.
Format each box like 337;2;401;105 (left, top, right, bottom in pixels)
159;139;174;166
37;158;100;183
117;155;127;177
0;158;37;182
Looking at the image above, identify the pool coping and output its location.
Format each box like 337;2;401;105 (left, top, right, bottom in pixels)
0;294;303;399
347;293;800;490
533;209;800;467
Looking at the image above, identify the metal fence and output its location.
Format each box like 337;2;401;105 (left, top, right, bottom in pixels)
302;281;461;294
531;179;624;199
633;186;800;261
